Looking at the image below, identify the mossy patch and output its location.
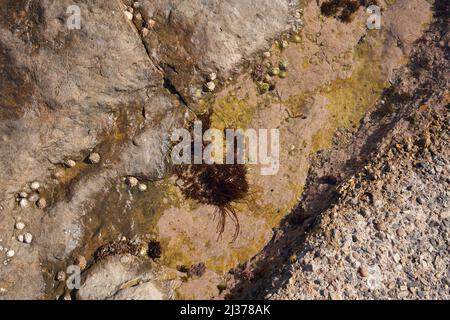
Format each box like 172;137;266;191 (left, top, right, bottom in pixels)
209;95;256;131
283;92;313;117
311;38;387;151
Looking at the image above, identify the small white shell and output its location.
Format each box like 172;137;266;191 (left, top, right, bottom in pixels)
204;81;216;92
6;250;15;258
24;233;33;244
126;177;139;187
30;181;40;191
88;152;101;164
208;72;217;81
15;222;25;230
19;198;29;208
124;11;133;21
37;198;47;209
64;159;76;168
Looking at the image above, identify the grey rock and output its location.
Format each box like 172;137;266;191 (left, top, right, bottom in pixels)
77;255;170;300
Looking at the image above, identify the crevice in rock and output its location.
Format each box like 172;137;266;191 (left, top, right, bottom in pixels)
118;0;189;110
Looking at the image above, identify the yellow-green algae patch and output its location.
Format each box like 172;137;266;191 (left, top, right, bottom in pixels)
311;38;387;151
283;91;313;117
209;95;256;130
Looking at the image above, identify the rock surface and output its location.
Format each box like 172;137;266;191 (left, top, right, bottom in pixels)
76;255;171;300
0;0;447;300
0;0;299;299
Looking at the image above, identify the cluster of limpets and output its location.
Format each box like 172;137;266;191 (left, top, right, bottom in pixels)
254;59;290;94
252;32;303;94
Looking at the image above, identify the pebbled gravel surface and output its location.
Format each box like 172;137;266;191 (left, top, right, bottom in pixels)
272;4;449;298
274;109;449;299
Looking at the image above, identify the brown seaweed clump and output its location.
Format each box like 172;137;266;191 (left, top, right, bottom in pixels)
177;262;207;278
320;0;379;23
177;163;249;241
147;240;162;260
93;240;139;261
174;112;250;242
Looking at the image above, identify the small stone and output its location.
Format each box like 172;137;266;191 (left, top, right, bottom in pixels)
263;51;271;58
56;271;66;282
359;208;370;217
208;72;217;81
126;176;139;187
15;222;25;230
64;159;76;168
374;220;386;231
329;293;342;300
24;233;32;244
148;19;156;29
141;27;149;36
138;183;147;192
17;235;24;242
30;181;40;191
36;198;47;209
19;198;29;208
6;250;15;258
396;227;406;237
358;266;369;277
124;11;133;21
204;81;215;92
88;152;101;164
303;264;314;272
